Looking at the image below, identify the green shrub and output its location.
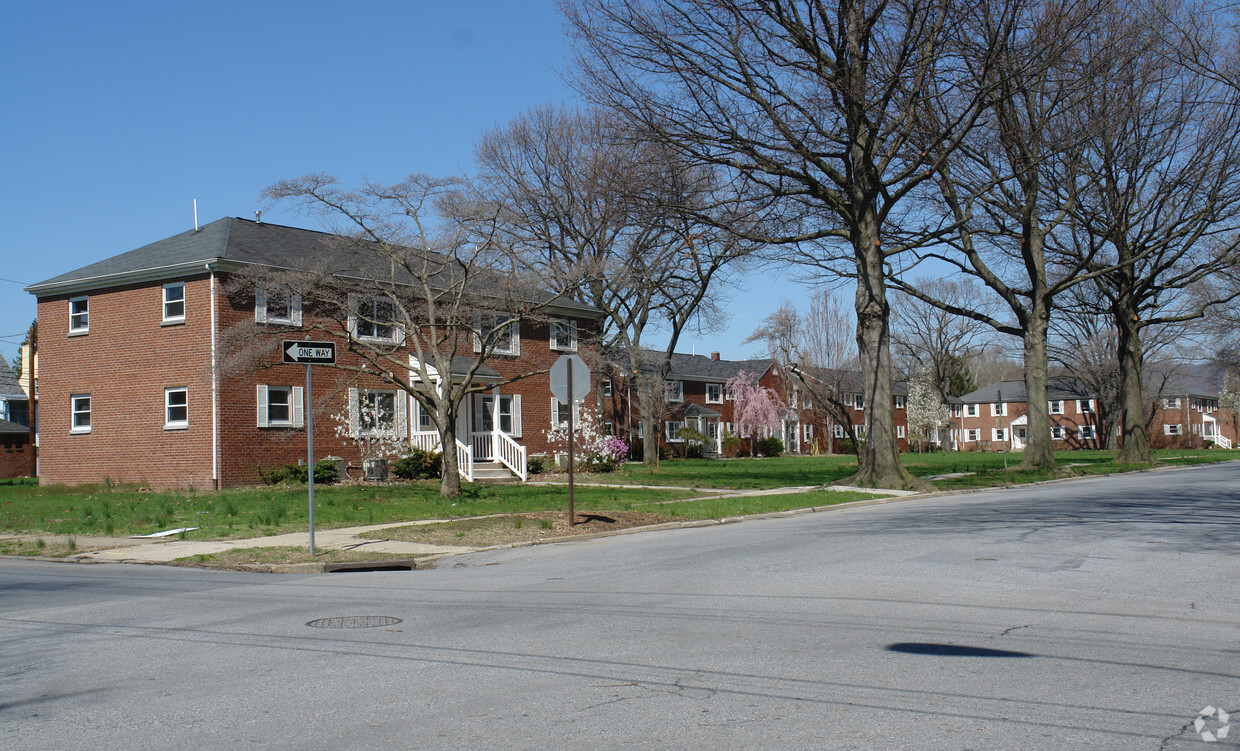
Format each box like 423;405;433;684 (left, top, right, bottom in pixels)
527;454;547;475
392;448;443;480
757;436;784;457
260;460;339;485
835;439;860;455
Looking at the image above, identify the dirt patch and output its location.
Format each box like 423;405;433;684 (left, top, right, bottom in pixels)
362;510;683;548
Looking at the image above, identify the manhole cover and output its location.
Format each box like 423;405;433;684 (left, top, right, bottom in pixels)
306;616;402;629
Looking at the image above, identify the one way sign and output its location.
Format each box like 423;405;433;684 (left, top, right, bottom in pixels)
283;340;336;365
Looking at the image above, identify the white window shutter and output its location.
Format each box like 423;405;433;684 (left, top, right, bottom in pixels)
292;386;305;428
473;313;483;353
290;295;303;326
395;391;408;438
510;320;521;356
569;320;578;352
257;384;269;427
348;388;360;437
550;320;557;350
551;397;559;427
512;394;522;437
255;288;268;323
347;294;359;339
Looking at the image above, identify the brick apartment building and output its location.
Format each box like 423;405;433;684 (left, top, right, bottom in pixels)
27;217;603;489
951;378;1103;451
604;351;910;455
0;355;33;479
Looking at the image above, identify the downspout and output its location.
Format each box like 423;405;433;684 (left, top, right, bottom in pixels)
207;264;219;489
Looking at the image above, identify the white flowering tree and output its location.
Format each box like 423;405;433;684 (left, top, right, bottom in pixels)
905;369;950;453
1220;372;1240;445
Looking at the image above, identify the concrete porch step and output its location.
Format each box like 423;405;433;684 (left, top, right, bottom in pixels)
471;461;521;483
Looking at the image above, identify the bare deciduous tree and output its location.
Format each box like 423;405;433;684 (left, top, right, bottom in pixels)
564;0;1010;488
228;173;564;498
474;104;747;467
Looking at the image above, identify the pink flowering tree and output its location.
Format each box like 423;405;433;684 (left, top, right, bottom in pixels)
726;370;785;456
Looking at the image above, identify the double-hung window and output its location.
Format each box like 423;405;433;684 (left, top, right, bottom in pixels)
602;379;613;397
854;393;865;410
992;427;1006;442
350;295;399;343
165;388;188;429
965;404;979;418
1161;397;1181;410
1049;400;1063;415
1079;399;1095;413
1050;425;1065;440
991;402;1007;417
1164;423;1183;436
255;287;302;325
476;312;519;355
894;395;906;409
1078;425;1097;440
705;383;723;404
69;297;89;334
665;380;683;402
966;428;980;442
71;394;91;434
348;389;406;438
550;319;577;352
257;385;304;428
665;420;685;442
163;282;185;323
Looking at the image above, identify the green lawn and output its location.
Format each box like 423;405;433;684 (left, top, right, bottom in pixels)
0;480;702;540
1;448;1233;541
590;448;1240;490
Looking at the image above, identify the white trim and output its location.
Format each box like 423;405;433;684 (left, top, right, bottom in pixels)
162;282;186;324
164;387;189;430
70;394;92;434
550;318;578;352
68;296;89;334
255;287;303;326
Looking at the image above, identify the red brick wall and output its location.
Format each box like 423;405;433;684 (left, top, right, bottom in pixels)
0;433;34;478
37;273;601;489
37;275;216;489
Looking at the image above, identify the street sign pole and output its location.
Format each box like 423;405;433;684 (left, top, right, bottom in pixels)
567;363;575;526
307;359;315;555
284;340;336;556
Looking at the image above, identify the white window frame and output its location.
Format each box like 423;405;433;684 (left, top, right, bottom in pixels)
257;385;304;428
665;420;685;442
69;296;89;334
1077;424;1097;440
992;427;1006;442
71;394;91;434
550;397;580;429
162;282;185;324
1078;399;1095;413
854;393;865;410
550;319;578;352
665;380;683;403
164;387;189;430
1048;400;1063;415
894;395;906;409
966;428;980;442
897;425;906;438
705;383;723;404
476;393;522;437
348;388;407;438
952;404;963;417
349;294;402;344
412;397;435;433
473;311;519;355
833;424;845;439
1163;423;1183;436
1050;425;1065;440
1161;397;1181;410
804;424;814;439
255;287;302;325
991;402;1007;417
965;404;979;418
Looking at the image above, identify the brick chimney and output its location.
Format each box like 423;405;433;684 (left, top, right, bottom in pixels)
711;351;720;360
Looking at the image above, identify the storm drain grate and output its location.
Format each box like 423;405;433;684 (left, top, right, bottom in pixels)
306;616;402;629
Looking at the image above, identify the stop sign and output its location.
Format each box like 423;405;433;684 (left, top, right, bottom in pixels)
549;354;591;404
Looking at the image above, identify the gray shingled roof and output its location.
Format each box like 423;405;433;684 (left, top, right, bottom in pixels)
666;352;775;381
0;355;24;398
0;417;29;435
27;217;601;317
956;378;1093;403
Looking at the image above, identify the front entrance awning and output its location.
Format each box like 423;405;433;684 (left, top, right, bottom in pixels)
683;403;722;419
410;356;502;383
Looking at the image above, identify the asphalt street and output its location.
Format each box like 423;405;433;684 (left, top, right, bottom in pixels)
2;462;1238;749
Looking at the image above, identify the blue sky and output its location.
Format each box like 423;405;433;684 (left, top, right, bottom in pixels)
1;1;808;368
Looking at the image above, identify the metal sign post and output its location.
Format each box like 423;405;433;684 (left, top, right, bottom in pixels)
998;389;1010;483
550;355;591;527
284;340;337;555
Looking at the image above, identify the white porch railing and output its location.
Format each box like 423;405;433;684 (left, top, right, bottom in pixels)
472;432;493;462
456;439;474;482
411;431;441;452
494;431;528;482
1203;416;1232;449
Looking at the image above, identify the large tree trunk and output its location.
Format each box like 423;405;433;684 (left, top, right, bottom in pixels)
1018;304;1057;470
847;214;920;489
438;412;462;498
1114;303;1152;463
